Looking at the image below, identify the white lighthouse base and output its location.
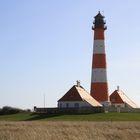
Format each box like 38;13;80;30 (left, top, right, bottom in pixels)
101;101;111;107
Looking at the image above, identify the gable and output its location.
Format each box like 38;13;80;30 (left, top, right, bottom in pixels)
58;86;83;102
110;90;124;104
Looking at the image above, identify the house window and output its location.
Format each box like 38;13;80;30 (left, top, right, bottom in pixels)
74;103;79;108
66;103;69;108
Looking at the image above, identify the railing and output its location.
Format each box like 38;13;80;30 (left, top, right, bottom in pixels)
34;107;104;114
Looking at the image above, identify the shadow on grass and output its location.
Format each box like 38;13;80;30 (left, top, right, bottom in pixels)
25;113;62;121
25;112;102;121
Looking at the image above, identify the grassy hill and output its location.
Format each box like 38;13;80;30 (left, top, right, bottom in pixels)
0;112;140;121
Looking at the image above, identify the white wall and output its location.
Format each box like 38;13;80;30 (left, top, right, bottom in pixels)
58;101;92;108
101;101;111;107
112;103;125;108
112;103;132;108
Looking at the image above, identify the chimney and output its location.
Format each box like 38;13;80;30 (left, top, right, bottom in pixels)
76;80;80;87
117;86;120;91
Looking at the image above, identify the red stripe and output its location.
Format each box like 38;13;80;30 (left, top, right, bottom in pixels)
94;28;105;40
90;83;109;102
92;54;106;68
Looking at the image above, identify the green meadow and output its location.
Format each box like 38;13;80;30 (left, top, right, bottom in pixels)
0;112;140;121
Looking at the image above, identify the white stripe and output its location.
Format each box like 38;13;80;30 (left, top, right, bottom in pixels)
93;40;105;54
91;68;107;83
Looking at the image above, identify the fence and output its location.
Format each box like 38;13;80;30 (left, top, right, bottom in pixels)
34;106;104;114
34;106;140;114
104;106;140;113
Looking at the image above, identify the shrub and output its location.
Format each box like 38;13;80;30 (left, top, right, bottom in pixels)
0;106;23;115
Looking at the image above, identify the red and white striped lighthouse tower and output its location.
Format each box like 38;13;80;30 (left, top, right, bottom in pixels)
90;12;110;106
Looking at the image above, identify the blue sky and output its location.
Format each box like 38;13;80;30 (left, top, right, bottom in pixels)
0;0;140;109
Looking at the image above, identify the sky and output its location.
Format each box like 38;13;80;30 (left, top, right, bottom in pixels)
0;0;140;109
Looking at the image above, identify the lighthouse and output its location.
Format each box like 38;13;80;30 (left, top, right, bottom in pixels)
90;12;110;106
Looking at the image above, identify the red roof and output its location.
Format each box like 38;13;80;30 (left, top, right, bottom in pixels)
58;85;83;101
110;89;138;108
58;85;102;107
110;90;124;104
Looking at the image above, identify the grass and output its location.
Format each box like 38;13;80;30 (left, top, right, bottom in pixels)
0;112;140;121
0;113;32;121
0;113;140;139
0;121;140;140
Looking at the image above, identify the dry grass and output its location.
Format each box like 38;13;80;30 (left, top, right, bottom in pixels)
0;121;140;140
